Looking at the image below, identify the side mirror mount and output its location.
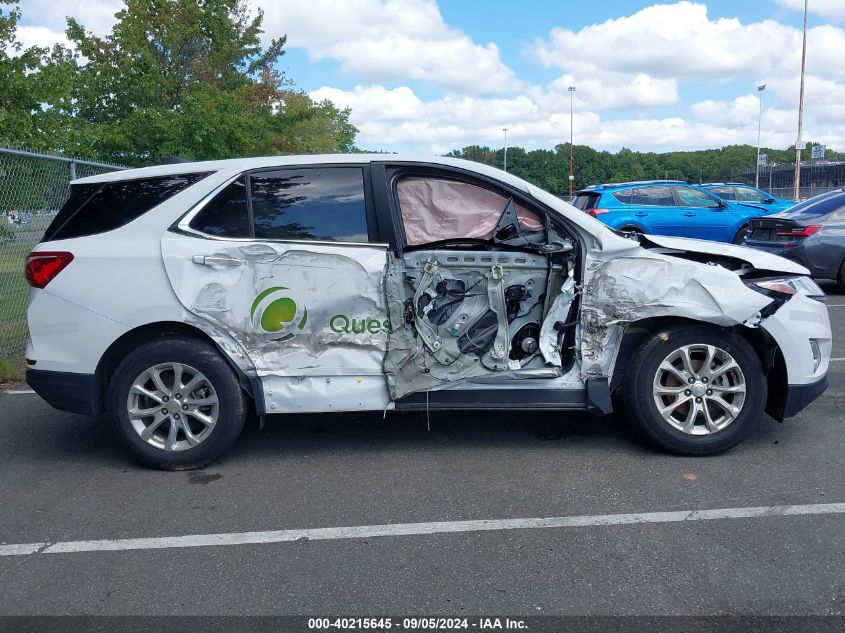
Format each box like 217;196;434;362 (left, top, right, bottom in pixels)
764;197;776;204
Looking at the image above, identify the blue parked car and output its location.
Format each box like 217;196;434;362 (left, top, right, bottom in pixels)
700;183;795;214
572;180;779;244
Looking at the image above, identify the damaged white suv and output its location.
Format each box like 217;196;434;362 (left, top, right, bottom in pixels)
25;155;831;469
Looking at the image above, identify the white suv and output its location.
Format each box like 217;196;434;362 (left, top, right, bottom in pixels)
24;155;831;469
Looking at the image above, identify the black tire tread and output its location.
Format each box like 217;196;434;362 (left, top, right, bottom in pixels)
108;336;247;470
623;324;765;456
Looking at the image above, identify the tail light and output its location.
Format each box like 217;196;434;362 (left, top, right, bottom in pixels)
776;225;821;238
587;208;609;217
25;251;74;288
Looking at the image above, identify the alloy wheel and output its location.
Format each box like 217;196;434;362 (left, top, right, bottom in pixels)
652;344;746;435
126;362;219;451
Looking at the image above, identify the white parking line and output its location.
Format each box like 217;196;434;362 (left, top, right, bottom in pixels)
2;502;843;557
830;358;845;362
1;389;35;394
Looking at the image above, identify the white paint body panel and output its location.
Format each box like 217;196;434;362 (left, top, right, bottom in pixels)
25;154;831;417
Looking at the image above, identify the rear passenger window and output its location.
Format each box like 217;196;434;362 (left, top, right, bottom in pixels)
250;168;369;242
632;187;674;206
612;190;632;204
189;178;249;238
45;173;210;241
710;186;736;200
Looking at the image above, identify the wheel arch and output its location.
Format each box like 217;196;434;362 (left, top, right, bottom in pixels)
93;321;264;416
610;316;784;414
616;223;646;233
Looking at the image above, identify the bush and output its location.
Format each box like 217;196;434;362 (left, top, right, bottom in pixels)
0;222;14;244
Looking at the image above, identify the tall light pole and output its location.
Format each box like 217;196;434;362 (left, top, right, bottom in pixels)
568;86;576;199
755;84;766;188
502;128;508;173
794;0;808;201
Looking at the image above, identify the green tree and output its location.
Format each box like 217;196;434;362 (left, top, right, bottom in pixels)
62;0;356;165
0;1;78;151
1;0;356;164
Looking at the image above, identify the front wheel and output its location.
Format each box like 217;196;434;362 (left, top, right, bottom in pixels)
108;337;247;470
732;224;749;244
624;325;766;455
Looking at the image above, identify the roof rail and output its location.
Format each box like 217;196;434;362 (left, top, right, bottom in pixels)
580;179;685;191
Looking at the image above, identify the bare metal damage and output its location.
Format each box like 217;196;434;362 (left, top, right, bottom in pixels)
161;235;393;412
384;249;561;399
163;228;781;412
578;245;774;380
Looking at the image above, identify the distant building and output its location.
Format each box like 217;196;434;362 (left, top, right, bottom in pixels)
740;161;845;196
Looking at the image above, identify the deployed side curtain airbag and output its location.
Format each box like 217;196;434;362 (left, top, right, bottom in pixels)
398;177;543;245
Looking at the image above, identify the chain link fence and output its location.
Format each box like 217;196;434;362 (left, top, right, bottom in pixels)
0;147;124;362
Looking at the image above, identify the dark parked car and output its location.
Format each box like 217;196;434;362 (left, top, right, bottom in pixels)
745;188;845;291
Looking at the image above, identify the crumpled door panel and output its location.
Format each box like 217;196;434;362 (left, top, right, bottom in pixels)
384;249;551;399
161;235;390;377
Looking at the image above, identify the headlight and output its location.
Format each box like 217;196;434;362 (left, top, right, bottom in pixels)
753;276;825;298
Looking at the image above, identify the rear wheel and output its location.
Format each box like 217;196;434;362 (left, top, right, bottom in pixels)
619;226;644;235
732;224;749;244
108;337;247;470
837;259;845;294
624;325;765;455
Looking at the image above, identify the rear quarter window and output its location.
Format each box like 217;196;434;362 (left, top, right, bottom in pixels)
44;173;210;241
573;193;600;210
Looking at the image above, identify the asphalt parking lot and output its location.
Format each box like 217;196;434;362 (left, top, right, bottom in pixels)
1;282;844;618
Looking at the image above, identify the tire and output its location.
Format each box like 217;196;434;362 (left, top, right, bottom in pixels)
623;324;765;456
108;336;247;470
837;259;845;294
732;224;749;244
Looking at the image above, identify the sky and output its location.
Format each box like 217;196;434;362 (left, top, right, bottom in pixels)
13;0;845;154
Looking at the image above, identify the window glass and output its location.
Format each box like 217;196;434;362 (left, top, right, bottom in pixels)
735;187;768;202
675;187;721;208
611;190;632;204
709;186;737;200
250;168;369;242
397;177;544;246
189;178;249;237
44;173;209;241
573;193;600;210
631;187;674;206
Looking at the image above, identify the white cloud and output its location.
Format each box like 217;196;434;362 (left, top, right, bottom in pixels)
18;0;121;37
545;73;679;110
255;0;518;95
11;25;70;50
775;0;845;23
691;94;759;127
315;78;845;153
530;2;845;82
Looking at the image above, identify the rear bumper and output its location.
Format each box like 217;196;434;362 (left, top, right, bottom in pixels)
780;374;829;419
26;368;100;416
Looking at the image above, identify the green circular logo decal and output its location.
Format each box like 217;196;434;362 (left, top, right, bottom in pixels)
251;287;307;342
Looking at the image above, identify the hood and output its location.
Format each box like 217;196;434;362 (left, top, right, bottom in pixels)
641;234;810;275
733;202;770;213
